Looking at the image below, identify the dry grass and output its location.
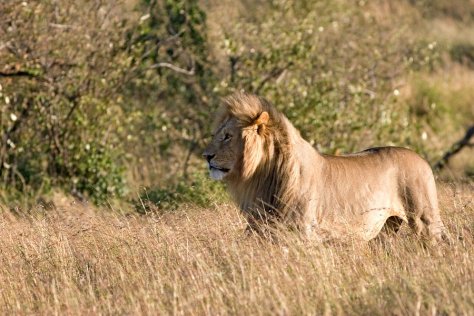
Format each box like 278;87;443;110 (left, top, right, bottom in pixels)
0;182;473;315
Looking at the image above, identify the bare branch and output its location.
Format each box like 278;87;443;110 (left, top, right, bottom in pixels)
254;61;293;94
0;70;40;78
148;62;195;76
434;124;474;170
49;23;76;30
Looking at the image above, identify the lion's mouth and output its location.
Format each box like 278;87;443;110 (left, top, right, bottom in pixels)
209;164;230;173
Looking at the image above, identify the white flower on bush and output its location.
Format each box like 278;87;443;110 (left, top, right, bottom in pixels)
6;139;15;149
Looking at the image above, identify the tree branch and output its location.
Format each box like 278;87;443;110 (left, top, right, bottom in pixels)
434;124;474;170
148;62;195;76
254;61;293;94
0;70;41;78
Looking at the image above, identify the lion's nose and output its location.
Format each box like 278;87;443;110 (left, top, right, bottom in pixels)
203;153;215;163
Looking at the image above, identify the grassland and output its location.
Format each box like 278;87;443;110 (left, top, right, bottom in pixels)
0;181;472;315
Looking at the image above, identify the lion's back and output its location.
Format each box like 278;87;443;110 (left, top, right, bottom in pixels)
356;146;434;179
321;146;436;200
331;146;432;172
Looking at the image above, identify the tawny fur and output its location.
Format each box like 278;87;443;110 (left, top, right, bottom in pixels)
204;92;448;242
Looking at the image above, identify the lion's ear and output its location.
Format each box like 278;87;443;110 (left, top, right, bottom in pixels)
252;111;269;134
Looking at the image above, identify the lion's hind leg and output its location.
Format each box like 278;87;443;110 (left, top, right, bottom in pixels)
403;176;449;244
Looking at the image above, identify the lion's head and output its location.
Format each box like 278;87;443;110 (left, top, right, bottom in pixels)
203;92;282;181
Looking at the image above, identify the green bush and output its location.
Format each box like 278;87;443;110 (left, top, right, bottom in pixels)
450;43;474;69
0;1;128;203
135;172;227;213
406;74;474;161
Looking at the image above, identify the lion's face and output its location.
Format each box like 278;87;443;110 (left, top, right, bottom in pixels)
203;117;243;180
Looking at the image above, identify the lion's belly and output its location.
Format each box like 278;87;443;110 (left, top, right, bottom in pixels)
311;168;407;241
316;195;407;241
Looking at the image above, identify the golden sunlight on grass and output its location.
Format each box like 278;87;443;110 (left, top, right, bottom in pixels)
0;182;472;315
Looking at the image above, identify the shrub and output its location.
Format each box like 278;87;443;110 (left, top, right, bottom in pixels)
135;172;227;213
0;1;128;202
450;43;474;69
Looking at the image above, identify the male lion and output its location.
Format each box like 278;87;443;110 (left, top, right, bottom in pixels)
203;92;448;242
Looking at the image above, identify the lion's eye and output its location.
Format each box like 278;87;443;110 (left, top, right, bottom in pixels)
223;133;232;141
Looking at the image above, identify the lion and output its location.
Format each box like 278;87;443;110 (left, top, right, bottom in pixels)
203;92;448;242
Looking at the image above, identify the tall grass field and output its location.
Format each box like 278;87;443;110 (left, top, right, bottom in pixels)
0;182;472;315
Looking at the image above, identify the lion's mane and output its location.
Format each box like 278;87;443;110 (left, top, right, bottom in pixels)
215;93;304;224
